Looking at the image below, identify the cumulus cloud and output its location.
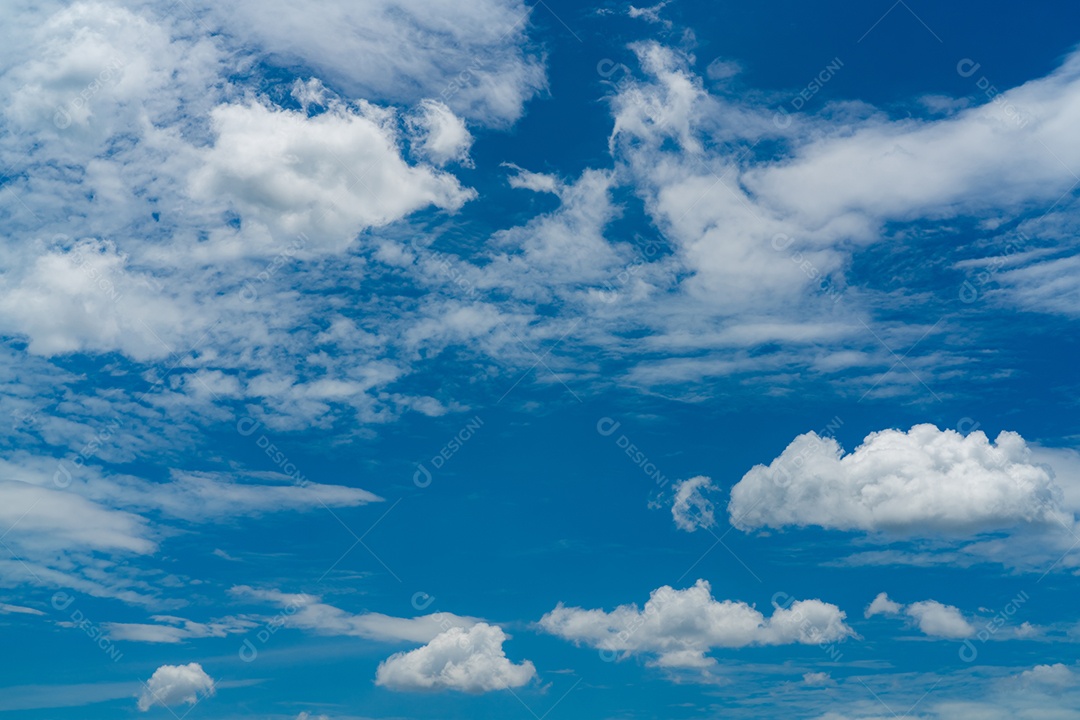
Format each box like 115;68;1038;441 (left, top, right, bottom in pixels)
729;424;1067;536
190;99;476;253
539;579;855;668
671;475;718;532
864;592;903;618
375;623;536;692
137;663;215;711
905;601;976;639
407;100;474;166
1020;663;1077;690
0;237;181;358
865;593;974;639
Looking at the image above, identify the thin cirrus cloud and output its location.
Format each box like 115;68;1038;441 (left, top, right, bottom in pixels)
0;454;382;604
539;579;855;669
229;586;478;643
105;616;256;644
182;0;546;126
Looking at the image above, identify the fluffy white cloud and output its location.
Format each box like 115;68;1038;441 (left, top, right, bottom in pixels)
504;163;561;194
0;238;187;359
407;100;473;166
864;592;903;618
190;99;476;254
375;623;536;692
1020;663;1077;690
729;424;1067;536
905;601;975;639
865;593;974;639
0;1;501;410
671;475;718;532
539;579;855;668
137;662;215;711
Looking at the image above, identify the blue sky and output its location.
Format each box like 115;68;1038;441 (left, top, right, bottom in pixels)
2;0;1080;718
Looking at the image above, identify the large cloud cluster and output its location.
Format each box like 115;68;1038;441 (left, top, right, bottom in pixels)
375;623;536;692
728;424;1066;536
539;579;855;668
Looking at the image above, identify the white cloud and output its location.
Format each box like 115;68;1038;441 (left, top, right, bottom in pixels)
137;662;215;711
705;58;742;82
0;480;154;556
229;586;476;642
803;671;834;686
865;594;975;639
148;471;383;520
728;424;1067;536
864;592;903;618
503;163;562;194
0;454;384;604
628;1;671;25
806;664;1080;720
539;579;855;668
671;475;718;532
106;615;255;643
579;39;1080;390
190;99;476;254
1020;663;1077;690
375;622;535;692
407;99;473;166
186;0;545;125
0;603;45;615
905;601;975;639
0;237;185;359
483;169;642;306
